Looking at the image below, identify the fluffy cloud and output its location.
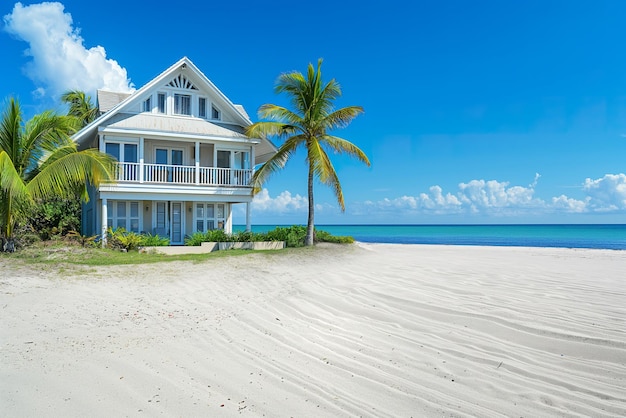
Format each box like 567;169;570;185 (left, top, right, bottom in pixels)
583;174;626;211
361;173;626;217
251;189;308;213
3;2;134;98
243;174;626;220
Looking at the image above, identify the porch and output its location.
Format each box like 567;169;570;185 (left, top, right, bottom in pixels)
114;162;253;187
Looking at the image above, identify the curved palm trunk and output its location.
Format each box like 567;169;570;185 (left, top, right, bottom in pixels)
305;157;315;246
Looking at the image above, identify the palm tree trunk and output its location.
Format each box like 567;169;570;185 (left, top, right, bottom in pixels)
305;157;315;246
1;193;15;252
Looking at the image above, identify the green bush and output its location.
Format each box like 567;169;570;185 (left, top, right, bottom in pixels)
107;228;167;251
26;196;81;240
204;229;230;242
140;233;169;247
184;231;206;246
315;229;354;244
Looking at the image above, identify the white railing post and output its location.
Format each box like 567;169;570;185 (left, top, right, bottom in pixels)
195;141;200;185
139;137;144;183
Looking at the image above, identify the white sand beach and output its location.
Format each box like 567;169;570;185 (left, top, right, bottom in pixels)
1;243;625;417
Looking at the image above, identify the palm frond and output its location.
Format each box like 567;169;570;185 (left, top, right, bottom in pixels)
250;135;304;194
0;151;29;202
26;149;116;201
0;98;22;159
323;106;364;130
322;135;371;166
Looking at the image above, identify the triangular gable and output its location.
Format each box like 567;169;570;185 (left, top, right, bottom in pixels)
73;57;259;145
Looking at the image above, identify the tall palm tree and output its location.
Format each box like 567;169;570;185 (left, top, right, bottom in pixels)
61;90;98;127
0;98;115;251
246;59;370;246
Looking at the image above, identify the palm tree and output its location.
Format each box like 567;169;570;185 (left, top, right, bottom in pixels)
246;59;370;246
61;90;98;127
0;98;115;251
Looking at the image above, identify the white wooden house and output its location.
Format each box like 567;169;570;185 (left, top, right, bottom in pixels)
73;57;276;244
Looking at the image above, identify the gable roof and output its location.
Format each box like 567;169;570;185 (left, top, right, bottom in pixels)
97;90;132;113
73;57;276;163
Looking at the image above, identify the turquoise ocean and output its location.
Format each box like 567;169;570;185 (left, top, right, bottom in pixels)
234;224;626;250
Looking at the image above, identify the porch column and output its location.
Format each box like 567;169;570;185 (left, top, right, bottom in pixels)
246;202;251;232
101;198;108;248
225;204;232;234
98;134;104;152
195;141;200;185
250;145;255;187
139;137;144;183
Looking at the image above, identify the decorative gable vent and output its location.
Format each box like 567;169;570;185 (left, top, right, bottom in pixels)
168;74;198;90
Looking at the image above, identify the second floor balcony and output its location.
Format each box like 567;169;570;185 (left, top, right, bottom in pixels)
113;162;253;187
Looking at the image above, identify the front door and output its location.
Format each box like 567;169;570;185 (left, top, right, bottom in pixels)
170;202;183;245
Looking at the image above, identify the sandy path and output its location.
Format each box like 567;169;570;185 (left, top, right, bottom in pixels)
1;244;625;417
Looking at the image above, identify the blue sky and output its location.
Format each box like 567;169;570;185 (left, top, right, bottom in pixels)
2;1;626;224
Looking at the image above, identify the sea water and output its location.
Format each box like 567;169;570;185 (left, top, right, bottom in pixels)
234;224;626;250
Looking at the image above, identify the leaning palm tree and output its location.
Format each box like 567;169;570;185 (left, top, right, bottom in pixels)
0;98;115;251
61;90;98;127
246;59;370;246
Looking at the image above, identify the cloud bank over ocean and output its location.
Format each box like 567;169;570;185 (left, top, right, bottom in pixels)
248;173;626;221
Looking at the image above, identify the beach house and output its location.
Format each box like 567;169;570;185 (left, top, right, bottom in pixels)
73;57;276;244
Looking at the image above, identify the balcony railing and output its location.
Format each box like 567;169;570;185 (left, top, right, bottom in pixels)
114;162;252;187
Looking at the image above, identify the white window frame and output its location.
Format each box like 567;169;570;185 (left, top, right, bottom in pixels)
193;203;226;232
104;138;139;163
198;97;207;118
143;96;152;112
107;200;141;233
174;93;192;116
211;104;221;120
157;92;166;114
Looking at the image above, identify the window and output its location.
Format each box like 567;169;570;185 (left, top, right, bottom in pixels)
105;143;120;160
157;93;166;113
199;97;207;118
105;142;137;163
174;94;191;115
212;105;220;120
143;97;152;112
194;203;224;232
107;201;140;233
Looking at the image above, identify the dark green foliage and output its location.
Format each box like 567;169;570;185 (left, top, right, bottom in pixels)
26;196;82;240
140;233;170;247
315;229;354;244
181;225;353;248
264;225;307;247
184;232;206;246
205;229;230;242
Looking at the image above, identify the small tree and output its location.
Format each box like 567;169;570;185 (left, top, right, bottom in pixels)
246;60;370;246
0;98;115;251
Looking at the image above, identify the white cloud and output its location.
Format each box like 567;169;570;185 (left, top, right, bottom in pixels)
3;2;134;99
583;173;626;211
359;173;626;218
241;174;626;221
251;189;308;213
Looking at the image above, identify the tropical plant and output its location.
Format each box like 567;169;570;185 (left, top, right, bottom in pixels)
61;90;99;127
139;232;169;247
246;59;370;245
0;97;116;252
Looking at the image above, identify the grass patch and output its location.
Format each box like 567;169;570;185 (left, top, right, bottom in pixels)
6;241;269;266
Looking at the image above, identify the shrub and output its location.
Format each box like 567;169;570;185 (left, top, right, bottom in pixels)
315;229;354;244
140;233;169;247
204;229;230;242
